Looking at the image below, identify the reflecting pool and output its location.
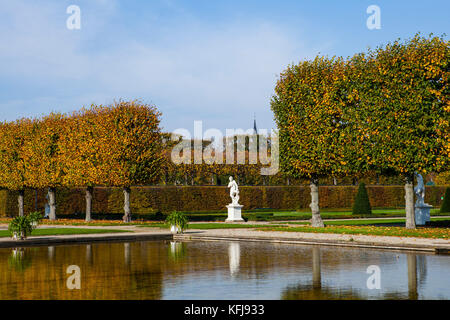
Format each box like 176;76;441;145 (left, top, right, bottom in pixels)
0;240;449;299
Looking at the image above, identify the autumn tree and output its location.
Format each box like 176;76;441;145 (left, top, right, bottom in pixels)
94;101;164;222
0;119;34;216
22;113;67;220
59;107;107;221
348;34;449;229
271;57;359;227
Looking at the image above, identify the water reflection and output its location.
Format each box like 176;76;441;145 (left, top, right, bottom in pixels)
48;246;55;260
281;250;433;300
86;245;93;265
228;242;240;277
407;254;418;300
8;248;32;273
280;246;365;300
169;241;187;261
0;241;448;300
312;246;321;289
124;242;130;266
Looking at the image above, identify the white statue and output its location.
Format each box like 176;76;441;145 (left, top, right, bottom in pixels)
414;172;432;225
414;173;425;206
227;176;240;205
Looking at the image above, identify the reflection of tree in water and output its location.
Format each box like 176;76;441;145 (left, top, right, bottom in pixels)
281;248;425;300
128;270;164;299
417;255;427;290
407;253;427;300
0;242;165;299
281;247;365;300
8;248;32;273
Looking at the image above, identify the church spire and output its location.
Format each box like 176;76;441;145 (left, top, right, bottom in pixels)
253;113;258;135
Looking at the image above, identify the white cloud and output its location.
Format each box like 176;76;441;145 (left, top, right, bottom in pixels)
0;0;327;132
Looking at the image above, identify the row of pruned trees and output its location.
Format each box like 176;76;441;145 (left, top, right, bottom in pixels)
271;34;450;229
0;101;164;222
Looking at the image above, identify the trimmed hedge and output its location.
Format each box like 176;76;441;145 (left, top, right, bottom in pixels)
441;187;450;213
0;185;448;218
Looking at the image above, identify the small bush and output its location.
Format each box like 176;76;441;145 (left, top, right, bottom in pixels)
440;187;450;213
352;182;372;215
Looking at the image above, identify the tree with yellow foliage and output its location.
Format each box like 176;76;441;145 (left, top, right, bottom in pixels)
271;56;359;227
349;34;449;229
92;101;164;222
0;119;34;216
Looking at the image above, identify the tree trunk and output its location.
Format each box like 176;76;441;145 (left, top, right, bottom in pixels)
333;176;337;186
405;174;416;229
310;177;324;227
286;177;290;186
18;189;24;217
48;187;56;220
122;187;131;223
34;189;38;212
85;186;93;222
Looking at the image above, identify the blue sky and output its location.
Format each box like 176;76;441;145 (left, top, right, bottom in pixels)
0;0;448;133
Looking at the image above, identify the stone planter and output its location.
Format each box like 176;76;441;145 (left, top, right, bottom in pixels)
12;231;25;240
170;225;181;234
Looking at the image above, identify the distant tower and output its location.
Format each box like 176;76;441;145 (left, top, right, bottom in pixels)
253;113;258;135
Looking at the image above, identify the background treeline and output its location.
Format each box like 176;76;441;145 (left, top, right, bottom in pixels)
271;34;449;228
162;133;449;186
0;101;164;222
1;185;447;218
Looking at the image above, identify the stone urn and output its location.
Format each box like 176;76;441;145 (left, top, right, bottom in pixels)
13;231;25;241
170;225;180;234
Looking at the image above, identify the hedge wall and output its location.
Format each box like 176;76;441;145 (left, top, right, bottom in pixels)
0;185;448;217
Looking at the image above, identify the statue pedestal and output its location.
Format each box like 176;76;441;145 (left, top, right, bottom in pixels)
226;204;244;222
415;203;432;226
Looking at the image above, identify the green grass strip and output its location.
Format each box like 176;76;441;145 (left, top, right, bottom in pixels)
276;217;450;226
261;225;450;239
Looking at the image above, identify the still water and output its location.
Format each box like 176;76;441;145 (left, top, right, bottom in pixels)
0;240;449;300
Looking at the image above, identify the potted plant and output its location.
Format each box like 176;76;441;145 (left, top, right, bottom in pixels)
28;211;43;228
8;216;33;240
165;211;188;234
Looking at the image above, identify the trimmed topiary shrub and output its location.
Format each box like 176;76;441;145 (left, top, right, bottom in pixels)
352;182;372;215
440;187;450;213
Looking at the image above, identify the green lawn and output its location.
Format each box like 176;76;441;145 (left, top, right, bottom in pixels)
275;217;450;226
261;225;450;239
270;208;443;219
0;228;132;238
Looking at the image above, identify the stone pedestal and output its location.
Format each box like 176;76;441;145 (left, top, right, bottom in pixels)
226;204;244;222
415;203;432;226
